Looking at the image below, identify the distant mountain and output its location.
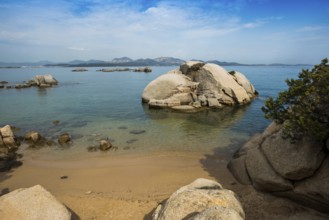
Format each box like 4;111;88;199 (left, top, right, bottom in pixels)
0;60;54;67
207;60;246;66
111;57;133;63
0;57;312;68
153;57;185;65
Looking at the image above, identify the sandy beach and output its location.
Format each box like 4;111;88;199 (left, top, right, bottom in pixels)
0;151;233;220
1;150;329;220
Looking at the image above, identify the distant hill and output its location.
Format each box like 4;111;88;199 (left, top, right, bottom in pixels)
111;57;133;63
0;57;312;67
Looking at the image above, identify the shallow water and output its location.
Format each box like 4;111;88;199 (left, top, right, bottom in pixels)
0;65;311;159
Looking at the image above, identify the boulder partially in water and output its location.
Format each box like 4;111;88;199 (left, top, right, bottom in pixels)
142;61;257;111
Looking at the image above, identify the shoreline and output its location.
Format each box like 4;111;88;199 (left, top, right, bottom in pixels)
1;150;329;219
0;151;234;220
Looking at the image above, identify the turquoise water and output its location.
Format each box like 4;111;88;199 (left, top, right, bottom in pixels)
0;65;311;158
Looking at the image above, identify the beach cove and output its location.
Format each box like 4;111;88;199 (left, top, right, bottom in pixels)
2;65;328;219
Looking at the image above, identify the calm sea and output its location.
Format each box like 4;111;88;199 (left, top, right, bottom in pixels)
0;65;311;159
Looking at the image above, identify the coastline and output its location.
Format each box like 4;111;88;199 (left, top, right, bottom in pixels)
0;151;233;220
1;150;329;219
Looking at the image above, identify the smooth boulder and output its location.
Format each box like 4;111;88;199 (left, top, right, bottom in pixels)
142;61;257;111
0;185;71;220
152;178;245;220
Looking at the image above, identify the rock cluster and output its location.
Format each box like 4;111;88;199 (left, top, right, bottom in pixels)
0;74;58;89
142;61;257;111
134;67;152;72
228;122;329;213
0;125;20;171
152;178;245;220
0;185;71;220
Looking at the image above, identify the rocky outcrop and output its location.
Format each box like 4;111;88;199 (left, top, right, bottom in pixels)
228;122;329;213
0;185;71;220
3;74;58;89
0;125;20;171
34;74;58;87
134;67;152;72
142;61;257;111
152;178;245;220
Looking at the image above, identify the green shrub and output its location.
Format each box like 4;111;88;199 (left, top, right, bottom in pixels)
262;58;329;142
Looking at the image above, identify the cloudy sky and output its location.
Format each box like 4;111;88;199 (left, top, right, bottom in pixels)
0;0;328;64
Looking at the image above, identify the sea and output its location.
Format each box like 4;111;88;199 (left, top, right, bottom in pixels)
0;65;311;159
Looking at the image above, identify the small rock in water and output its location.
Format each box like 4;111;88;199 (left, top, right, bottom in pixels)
60;176;68;179
123;146;131;150
118;126;128;130
58;133;71;146
126;139;138;144
87;145;98;152
52;120;60;126
99;139;112;151
129;130;146;135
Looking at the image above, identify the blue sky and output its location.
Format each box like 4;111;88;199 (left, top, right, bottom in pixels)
0;0;328;64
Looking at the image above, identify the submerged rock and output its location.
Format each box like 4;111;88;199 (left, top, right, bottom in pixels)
58;133;71;146
142;61;257;112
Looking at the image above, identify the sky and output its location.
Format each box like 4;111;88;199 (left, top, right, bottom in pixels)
0;0;328;64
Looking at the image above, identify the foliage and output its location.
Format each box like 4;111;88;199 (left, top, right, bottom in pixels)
262;58;329;142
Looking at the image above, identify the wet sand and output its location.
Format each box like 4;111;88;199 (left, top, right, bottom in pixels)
1;151;329;220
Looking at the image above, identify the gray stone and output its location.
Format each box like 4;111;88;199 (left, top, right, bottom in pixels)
235;133;262;157
152;178;244;220
227;155;252;185
261;122;282;138
207;98;222;108
170;105;201;113
0;185;71;220
279;156;329;213
190;206;243;220
261;130;325;180
245;148;293;192
180;61;205;75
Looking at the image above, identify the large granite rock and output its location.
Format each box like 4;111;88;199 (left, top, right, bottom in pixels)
34;74;58;87
261;129;325;180
228;122;329;213
0;185;71;220
152;178;245;220
142;61;257;111
245;148;293;192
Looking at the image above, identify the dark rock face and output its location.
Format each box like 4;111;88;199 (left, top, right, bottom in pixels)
228;122;329;213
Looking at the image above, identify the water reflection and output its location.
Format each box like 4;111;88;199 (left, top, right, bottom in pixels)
142;103;250;128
